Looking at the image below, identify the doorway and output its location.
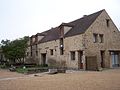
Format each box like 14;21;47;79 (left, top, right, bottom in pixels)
100;51;105;68
78;51;83;69
41;53;46;65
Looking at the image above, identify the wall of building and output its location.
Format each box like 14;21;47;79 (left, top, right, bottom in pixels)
84;10;120;69
25;10;120;70
36;34;84;69
64;35;84;69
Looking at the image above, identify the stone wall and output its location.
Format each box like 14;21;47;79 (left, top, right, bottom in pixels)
25;10;120;70
36;34;84;69
84;10;120;68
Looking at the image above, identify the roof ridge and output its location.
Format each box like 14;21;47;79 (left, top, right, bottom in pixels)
64;9;104;37
68;9;104;24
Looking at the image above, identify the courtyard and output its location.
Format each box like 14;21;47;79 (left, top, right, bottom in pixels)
0;68;120;90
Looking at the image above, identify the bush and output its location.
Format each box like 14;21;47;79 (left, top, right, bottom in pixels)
0;63;10;69
35;64;48;68
16;67;28;73
0;64;6;68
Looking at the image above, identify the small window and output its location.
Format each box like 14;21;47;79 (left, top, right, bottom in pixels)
60;47;64;55
106;19;110;27
36;51;38;56
71;51;75;60
60;38;63;46
50;49;53;55
36;44;38;49
26;52;29;56
99;34;104;43
30;46;32;56
31;52;32;56
93;33;98;43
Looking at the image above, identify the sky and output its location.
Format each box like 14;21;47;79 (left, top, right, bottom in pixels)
0;0;120;42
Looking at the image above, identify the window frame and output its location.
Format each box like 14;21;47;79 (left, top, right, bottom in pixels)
71;51;75;60
106;19;110;27
93;33;98;43
50;49;54;55
26;52;29;56
99;34;104;43
36;51;38;56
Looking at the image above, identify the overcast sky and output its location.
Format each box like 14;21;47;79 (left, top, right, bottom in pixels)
0;0;120;42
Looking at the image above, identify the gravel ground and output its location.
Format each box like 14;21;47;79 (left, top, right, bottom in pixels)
0;68;120;90
0;69;24;79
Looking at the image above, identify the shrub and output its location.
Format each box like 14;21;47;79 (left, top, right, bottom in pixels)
0;63;10;69
16;67;28;73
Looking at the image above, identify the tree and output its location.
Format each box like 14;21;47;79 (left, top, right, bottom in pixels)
1;36;29;64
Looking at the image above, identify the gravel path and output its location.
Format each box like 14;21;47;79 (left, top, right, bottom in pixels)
0;69;120;90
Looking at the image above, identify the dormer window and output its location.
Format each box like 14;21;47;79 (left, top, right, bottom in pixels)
59;23;73;37
106;19;110;27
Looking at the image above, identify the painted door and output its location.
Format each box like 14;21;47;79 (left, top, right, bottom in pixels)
78;51;83;69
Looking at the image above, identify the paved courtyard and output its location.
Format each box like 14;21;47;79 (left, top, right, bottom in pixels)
0;68;120;90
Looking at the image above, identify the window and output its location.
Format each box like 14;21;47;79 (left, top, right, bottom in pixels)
31;52;32;56
60;38;63;45
36;44;38;49
60;38;64;55
26;52;29;56
36;51;38;56
106;19;110;27
71;51;75;60
60;47;64;55
93;33;98;43
50;49;53;55
99;34;104;43
30;46;32;56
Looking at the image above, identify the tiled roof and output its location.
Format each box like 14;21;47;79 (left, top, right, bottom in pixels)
65;9;104;37
34;9;104;43
39;27;61;43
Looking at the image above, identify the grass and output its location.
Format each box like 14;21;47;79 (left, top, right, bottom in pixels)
16;66;48;74
0;64;49;74
16;68;28;74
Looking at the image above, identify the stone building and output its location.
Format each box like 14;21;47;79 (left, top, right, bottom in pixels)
25;9;120;70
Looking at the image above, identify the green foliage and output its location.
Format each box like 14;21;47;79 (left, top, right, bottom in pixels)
0;63;10;69
15;65;48;74
0;64;6;68
1;36;29;64
16;67;28;73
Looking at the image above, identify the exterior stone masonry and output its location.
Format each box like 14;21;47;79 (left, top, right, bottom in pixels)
25;9;120;70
